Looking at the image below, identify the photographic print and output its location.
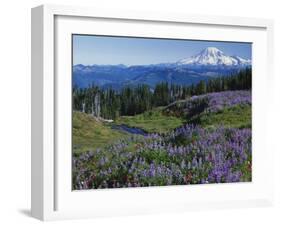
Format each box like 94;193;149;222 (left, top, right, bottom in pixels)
72;35;252;190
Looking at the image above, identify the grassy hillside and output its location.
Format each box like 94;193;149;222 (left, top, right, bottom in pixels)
73;91;251;154
73;111;128;153
164;90;251;129
188;105;251;129
115;107;185;134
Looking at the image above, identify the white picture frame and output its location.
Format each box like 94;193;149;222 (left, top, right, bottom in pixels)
31;4;274;221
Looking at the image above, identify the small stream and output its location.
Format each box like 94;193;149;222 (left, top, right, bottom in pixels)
111;124;148;136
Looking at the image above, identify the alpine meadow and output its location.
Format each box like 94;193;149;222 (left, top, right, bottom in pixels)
72;35;252;190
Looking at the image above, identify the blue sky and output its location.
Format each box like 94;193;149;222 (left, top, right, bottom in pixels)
73;35;252;66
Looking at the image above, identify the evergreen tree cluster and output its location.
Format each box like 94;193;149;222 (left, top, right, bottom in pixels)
73;68;251;119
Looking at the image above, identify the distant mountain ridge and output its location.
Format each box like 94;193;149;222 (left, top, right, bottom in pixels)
73;47;251;89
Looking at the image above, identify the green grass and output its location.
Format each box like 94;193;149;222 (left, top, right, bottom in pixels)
115;107;186;134
73;104;251;153
73;111;128;153
188;104;251;129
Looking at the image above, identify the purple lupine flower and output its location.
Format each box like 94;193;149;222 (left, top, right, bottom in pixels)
73;115;251;189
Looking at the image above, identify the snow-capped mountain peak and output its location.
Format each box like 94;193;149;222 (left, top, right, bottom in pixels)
200;47;224;56
177;47;251;67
